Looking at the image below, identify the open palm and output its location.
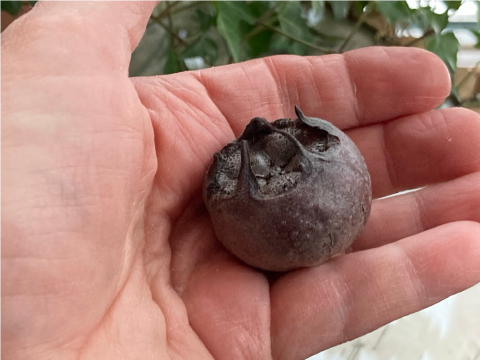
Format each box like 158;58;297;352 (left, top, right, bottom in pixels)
3;3;480;360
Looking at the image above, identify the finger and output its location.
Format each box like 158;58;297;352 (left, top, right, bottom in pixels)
353;171;480;252
132;47;450;218
195;47;450;134
38;0;160;51
183;256;272;360
271;221;480;360
347;107;480;198
2;1;156;75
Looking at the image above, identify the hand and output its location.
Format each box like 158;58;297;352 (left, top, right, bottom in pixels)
3;3;480;360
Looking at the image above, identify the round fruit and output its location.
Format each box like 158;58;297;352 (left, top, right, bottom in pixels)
203;106;372;272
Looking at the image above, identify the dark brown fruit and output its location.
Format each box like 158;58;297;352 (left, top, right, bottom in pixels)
203;106;372;272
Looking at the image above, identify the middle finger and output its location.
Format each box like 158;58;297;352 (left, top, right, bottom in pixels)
347;107;480;199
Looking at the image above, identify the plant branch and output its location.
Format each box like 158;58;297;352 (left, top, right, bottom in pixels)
338;2;373;53
171;1;202;16
167;2;174;42
151;17;187;46
258;1;283;24
455;61;480;91
260;22;332;54
241;2;282;44
151;1;179;22
166;0;177;52
151;1;200;23
405;28;434;47
241;18;276;44
456;70;474;91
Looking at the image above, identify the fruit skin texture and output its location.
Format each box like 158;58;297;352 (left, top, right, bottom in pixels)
203;106;372;272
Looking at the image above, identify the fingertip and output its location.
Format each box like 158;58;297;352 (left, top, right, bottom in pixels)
343;46;451;124
403;47;452;100
400;221;480;301
30;1;157;50
442;105;480;124
406;221;480;258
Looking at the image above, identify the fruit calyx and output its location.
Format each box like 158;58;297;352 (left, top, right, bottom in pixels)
206;106;341;199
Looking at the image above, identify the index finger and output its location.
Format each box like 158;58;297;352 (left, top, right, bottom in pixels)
195;47;450;134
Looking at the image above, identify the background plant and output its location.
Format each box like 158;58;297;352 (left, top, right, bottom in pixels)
1;0;36;16
3;1;479;107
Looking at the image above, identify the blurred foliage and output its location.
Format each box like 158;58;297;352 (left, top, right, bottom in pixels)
3;0;479;106
143;1;479;106
1;1;36;16
141;1;477;70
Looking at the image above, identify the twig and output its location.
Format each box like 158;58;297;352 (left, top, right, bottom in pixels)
241;17;278;45
164;3;177;64
338;2;373;53
151;1;179;22
260;22;332;54
405;28;434;47
151;17;187;46
258;1;283;24
455;61;480;94
166;2;175;45
456;69;475;90
171;1;202;16
241;2;283;44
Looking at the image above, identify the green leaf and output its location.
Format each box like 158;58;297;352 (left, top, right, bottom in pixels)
247;28;273;58
247;1;270;18
271;39;307;56
277;2;313;41
328;1;350;20
422;7;449;33
470;29;480;50
311;1;325;19
244;1;275;57
310;27;345;46
426;32;460;73
216;1;255;62
291;42;308;56
477;1;480;28
441;1;462;10
196;10;215;32
429;13;448;34
1;1;23;16
164;41;181;75
411;10;430;32
269;35;298;55
181;36;218;65
375;1;412;24
354;1;370;13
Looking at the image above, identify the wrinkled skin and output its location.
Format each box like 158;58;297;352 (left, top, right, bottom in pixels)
204;107;372;271
3;3;480;360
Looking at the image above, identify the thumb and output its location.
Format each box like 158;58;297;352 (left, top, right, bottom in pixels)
2;2;158;358
2;1;157;76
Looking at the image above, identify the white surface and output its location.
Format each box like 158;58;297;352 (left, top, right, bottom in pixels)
449;1;478;22
308;283;480;360
406;0;477;19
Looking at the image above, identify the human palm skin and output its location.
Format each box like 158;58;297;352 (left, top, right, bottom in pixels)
2;3;480;360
